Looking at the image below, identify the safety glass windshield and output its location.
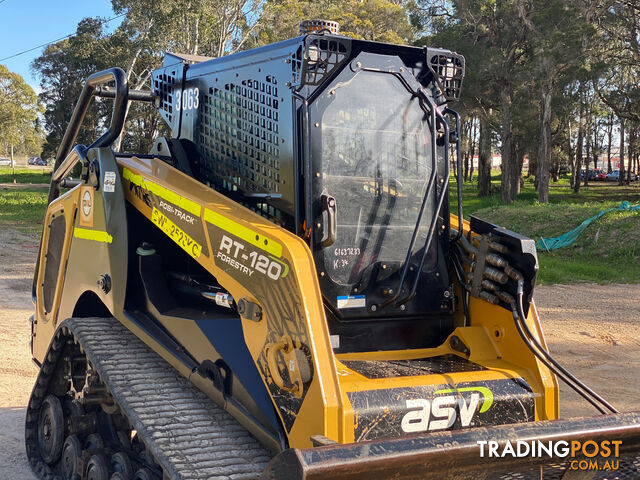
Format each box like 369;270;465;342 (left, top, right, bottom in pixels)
316;70;435;286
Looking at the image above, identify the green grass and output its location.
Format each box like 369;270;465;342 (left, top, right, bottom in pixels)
0;188;47;234
0;166;52;184
0;170;638;283
452;175;640;284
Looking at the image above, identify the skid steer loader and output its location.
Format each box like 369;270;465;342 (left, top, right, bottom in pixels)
26;20;640;480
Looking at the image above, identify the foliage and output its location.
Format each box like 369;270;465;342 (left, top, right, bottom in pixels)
32;19;114;158
255;0;413;46
0;65;44;158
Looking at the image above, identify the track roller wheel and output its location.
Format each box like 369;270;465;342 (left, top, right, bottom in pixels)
110;451;133;479
37;394;64;464
61;435;82;480
86;454;110;480
84;432;105;450
133;468;159;480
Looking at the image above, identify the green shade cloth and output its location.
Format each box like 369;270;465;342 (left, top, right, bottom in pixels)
536;201;640;251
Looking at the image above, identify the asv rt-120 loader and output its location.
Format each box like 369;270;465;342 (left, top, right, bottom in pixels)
26;20;640;480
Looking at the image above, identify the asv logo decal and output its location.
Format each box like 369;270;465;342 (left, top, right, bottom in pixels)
400;387;493;433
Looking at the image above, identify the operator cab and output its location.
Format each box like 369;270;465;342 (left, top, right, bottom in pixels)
151;21;465;353
309;52;453;327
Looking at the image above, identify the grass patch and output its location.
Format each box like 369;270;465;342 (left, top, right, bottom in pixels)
0;188;47;234
0;166;52;184
451;174;640;217
459;183;640;284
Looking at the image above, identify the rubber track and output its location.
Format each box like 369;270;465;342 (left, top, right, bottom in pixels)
27;317;272;480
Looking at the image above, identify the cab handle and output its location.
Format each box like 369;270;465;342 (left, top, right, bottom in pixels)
320;194;337;247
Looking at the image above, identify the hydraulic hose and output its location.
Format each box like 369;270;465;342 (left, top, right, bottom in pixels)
514;288;618;414
510;282;618;415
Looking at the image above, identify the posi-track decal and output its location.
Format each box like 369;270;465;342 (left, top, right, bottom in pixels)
122;168;209;258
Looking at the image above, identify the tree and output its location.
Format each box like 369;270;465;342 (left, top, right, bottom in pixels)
0;65;43;159
528;0;597;202
255;0;413;46
33;18;113;159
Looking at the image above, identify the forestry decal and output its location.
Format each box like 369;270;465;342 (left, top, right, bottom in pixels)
204;208;289;282
347;378;535;442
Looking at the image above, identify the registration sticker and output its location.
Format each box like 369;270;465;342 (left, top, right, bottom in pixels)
337;295;366;309
104;171;116;192
151;207;202;259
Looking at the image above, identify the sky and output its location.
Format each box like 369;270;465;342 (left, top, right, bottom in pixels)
0;0;118;91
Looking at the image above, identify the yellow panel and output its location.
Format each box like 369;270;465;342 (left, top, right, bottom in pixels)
204;208;283;258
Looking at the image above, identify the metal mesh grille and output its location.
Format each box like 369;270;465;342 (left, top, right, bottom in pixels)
428;52;464;101
342;354;487;379
198;77;281;194
291;37;350;87
153;71;178;124
43;214;66;314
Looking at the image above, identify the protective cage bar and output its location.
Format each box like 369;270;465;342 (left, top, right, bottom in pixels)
49;68;157;205
262;411;640;480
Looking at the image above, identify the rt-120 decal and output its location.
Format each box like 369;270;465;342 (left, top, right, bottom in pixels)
216;235;287;281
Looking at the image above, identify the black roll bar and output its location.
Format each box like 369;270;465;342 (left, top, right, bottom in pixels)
48;68;129;205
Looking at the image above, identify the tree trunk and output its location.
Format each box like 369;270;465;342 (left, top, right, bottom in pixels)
573;103;584;193
192;15;200;55
500;86;516;204
627;124;634;183
607;113;613;173
469;119;477;182
514;142;522;195
619;118;625;185
584;137;590;186
537;78;552;203
478;116;492;197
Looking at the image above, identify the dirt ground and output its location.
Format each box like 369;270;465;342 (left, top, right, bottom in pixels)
0;228;639;479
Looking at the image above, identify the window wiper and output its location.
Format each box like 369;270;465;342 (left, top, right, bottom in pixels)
380;90;450;309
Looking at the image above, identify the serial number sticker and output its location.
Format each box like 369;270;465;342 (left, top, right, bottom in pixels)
337;295;366;309
151;207;202;259
104;171;116;193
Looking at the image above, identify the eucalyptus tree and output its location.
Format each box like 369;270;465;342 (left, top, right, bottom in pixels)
0;65;43;158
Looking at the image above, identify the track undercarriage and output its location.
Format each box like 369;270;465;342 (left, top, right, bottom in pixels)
26;317;270;480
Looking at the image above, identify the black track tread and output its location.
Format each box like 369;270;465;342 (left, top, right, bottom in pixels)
28;317;271;480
